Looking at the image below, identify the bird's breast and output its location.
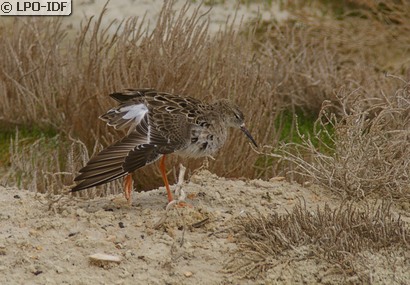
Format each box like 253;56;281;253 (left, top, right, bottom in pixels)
177;125;227;158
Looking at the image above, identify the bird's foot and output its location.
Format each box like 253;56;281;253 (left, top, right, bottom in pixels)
165;163;193;210
124;174;133;206
166;187;192;210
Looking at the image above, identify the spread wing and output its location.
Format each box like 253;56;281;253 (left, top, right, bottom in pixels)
71;113;155;191
71;89;199;192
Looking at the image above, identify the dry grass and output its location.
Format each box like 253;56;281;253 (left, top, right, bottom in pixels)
251;0;410;199
1;1;297;192
0;1;279;192
226;200;410;280
272;79;410;199
1;130;123;196
289;0;410;76
0;0;409;199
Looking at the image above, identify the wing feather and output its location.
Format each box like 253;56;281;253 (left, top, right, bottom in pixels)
71;115;150;192
72;89;210;192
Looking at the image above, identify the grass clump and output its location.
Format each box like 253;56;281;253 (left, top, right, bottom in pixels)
254;108;334;179
0;124;58;166
275;109;334;149
226;201;410;281
2;131;72;194
277;80;410;199
1;129;123;197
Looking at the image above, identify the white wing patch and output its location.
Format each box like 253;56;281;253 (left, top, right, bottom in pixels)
100;103;149;132
120;104;148;123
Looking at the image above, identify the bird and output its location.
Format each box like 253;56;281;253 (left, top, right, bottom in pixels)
71;88;257;204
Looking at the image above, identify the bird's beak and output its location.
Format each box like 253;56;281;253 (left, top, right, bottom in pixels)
240;124;258;147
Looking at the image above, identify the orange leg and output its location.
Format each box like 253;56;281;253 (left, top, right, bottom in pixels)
124;174;133;204
160;155;174;202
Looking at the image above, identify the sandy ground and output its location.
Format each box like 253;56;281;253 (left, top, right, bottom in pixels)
1;169;409;284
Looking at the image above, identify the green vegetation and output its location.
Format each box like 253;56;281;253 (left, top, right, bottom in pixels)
0;123;58;166
275;109;334;151
254;108;335;179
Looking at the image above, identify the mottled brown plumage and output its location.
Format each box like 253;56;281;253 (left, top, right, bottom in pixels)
71;89;257;201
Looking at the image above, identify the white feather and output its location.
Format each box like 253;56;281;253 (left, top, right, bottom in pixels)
120;104;148;123
147;124;151;143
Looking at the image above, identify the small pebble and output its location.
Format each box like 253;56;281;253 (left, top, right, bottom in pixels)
106;235;116;242
124;251;134;258
89;253;122;266
269;176;285;182
75;208;88;217
184;271;193;277
54;265;65;274
29;229;40;237
0;249;5;256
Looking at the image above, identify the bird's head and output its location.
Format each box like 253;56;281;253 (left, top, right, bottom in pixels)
213;99;258;147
